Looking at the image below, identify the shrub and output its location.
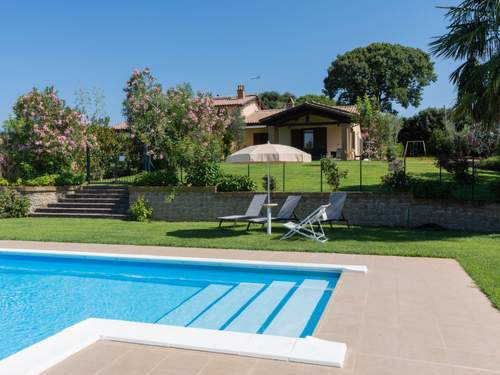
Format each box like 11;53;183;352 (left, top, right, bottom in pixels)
55;170;85;186
133;169;179;186
22;174;59;186
411;179;453;199
0;189;30;218
216;174;256;192
478;155;500;172
0;178;8;186
381;170;414;192
186;161;220;187
320;157;348;191
129;196;153;222
261;175;277;192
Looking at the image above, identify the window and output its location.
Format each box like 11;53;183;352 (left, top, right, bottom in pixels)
303;130;314;149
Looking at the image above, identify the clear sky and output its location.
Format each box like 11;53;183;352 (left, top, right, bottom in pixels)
0;0;459;126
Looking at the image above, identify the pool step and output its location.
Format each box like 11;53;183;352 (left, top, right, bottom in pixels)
32;185;129;219
225;281;295;334
189;283;264;330
157;279;330;337
158;284;233;326
264;279;329;337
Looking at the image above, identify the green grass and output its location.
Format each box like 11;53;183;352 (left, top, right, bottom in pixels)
220;157;500;201
0;218;498;309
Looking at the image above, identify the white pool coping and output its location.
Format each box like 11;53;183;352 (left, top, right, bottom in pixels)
0;248;367;374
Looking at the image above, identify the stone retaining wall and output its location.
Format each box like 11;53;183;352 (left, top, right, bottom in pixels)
3;186;79;214
130;187;500;232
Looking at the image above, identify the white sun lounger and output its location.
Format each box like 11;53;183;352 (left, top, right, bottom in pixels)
280;204;331;243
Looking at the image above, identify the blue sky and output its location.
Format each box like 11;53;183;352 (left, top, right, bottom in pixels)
0;0;459;125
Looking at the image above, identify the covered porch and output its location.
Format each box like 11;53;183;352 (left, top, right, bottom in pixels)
260;102;360;160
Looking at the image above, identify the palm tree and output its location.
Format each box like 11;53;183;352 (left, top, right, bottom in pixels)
430;0;500;128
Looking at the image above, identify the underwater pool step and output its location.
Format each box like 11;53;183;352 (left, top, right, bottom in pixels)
264;279;329;337
189;283;264;330
225;281;295;334
158;284;233;326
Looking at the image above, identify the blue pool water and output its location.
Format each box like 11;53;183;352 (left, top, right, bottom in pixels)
0;252;340;360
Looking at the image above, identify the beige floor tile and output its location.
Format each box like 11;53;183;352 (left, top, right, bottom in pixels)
149;349;213;374
199;355;257;375
42;341;132;375
96;345;169;375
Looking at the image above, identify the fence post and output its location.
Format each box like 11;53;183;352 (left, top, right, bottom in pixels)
359;156;362;191
320;160;323;192
282;163;285;192
85;144;91;184
247;164;250;178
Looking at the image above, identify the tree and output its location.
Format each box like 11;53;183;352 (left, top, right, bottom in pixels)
430;0;500;127
2;87;91;179
399;108;451;152
123;68;229;170
323;43;437;112
222;109;245;157
295;94;336;106
258;91;295;109
355;95;402;160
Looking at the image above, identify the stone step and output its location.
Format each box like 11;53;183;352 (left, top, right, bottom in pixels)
78;188;129;194
36;207;128;214
47;202;128;209
59;197;128;204
66;193;129;199
31;212;128;219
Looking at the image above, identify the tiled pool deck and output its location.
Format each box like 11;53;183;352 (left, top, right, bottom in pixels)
0;240;498;375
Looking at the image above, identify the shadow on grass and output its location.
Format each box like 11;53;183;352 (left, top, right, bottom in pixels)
166;224;480;243
165;225;256;239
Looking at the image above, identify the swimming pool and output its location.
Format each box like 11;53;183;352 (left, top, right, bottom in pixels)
0;250;341;361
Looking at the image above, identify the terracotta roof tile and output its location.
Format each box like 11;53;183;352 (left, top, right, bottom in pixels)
212;95;258;106
245;109;284;124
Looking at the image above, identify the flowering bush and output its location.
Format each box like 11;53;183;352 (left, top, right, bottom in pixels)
2;87;92;179
123;69;229;170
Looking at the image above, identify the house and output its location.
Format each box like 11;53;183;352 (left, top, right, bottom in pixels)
212;85;361;160
112;85;361;160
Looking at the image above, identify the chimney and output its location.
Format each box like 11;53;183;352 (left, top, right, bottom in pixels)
286;96;295;109
237;84;245;99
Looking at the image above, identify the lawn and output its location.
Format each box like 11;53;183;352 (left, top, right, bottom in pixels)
220;157;500;201
0;218;498;309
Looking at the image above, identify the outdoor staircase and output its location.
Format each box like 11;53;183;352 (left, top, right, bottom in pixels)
32;185;129;219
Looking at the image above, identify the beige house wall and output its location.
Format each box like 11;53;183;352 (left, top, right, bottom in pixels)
240;101;260;118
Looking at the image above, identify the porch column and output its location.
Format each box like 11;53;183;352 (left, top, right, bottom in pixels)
267;126;279;143
340;125;348;160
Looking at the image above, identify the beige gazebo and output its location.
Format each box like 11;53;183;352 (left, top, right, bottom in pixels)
226;142;311;234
